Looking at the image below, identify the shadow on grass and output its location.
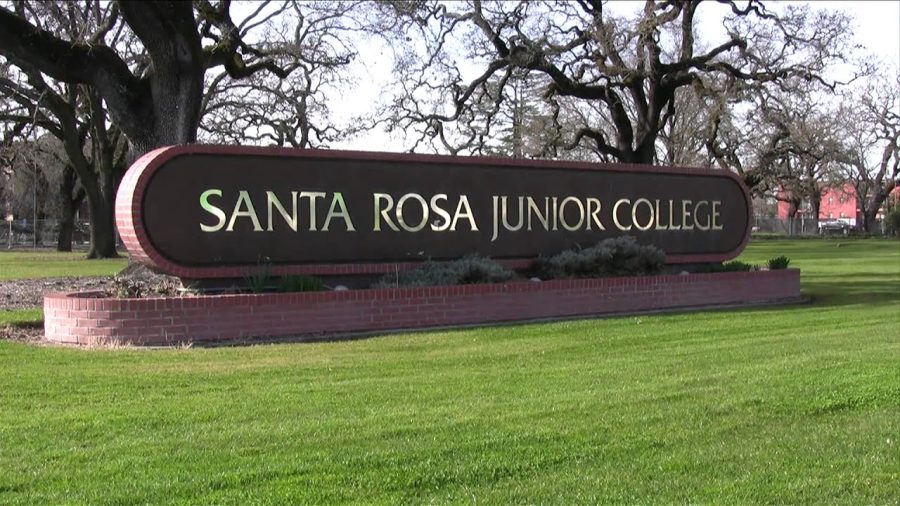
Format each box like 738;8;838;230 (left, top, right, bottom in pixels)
4;321;42;329
800;278;899;309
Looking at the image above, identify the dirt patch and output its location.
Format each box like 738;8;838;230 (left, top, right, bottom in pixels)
1;276;114;343
0;276;113;311
0;322;44;343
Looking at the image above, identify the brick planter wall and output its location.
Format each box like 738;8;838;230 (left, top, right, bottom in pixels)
44;269;800;346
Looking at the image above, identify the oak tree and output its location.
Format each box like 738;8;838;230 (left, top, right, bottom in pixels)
378;0;858;164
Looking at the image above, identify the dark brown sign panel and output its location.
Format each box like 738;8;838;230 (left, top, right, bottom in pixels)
116;145;751;278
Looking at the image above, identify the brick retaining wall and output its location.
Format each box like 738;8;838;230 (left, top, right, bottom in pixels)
44;269;800;346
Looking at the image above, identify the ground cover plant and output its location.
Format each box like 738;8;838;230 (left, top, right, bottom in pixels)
531;236;665;279
0;239;897;503
375;255;516;288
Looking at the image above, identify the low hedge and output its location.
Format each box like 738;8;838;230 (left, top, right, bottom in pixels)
531;236;665;279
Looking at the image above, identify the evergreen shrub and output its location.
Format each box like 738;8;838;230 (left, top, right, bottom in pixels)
767;256;791;270
374;255;516;288
532;236;665;279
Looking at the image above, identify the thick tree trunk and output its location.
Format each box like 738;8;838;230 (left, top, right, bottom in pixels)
808;189;821;233
787;207;797;236
84;168;118;259
809;201;820;232
56;165;81;252
863;209;879;233
56;211;74;252
85;195;117;259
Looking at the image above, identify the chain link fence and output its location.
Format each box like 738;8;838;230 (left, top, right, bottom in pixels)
1;219;98;249
753;215;891;236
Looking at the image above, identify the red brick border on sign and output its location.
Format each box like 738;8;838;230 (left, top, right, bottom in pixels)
44;269;800;347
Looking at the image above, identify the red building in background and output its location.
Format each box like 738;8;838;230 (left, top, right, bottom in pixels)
777;183;900;230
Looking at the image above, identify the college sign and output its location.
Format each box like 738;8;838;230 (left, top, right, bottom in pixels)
116;145;751;278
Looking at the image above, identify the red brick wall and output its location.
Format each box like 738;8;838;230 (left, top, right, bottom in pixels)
44;269;800;346
819;186;858;222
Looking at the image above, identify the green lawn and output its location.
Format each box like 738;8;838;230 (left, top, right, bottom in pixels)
0;250;128;280
0;240;898;504
0;308;41;326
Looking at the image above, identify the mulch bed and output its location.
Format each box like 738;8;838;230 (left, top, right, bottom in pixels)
1;276;113;343
0;277;112;311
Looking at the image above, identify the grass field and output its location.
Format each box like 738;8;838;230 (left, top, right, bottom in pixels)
0;249;128;280
0;239;898;503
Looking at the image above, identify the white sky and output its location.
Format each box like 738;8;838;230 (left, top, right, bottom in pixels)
331;0;900;153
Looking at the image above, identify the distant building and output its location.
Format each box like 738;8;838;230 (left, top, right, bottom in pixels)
777;183;900;228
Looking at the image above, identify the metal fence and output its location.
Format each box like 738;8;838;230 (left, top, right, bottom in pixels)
753;215;891;236
754;216;820;235
1;219;98;249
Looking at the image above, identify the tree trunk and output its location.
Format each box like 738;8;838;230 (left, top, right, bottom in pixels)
85;195;117;258
84;167;118;259
56;211;74;252
787;208;797;236
863;208;879;233
808;190;821;234
56;165;80;252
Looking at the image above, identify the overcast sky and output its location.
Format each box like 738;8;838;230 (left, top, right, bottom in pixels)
331;1;900;153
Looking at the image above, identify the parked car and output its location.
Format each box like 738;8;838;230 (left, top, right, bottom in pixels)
819;220;852;235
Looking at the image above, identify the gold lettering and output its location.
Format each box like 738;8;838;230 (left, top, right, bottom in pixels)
266;191;298;232
681;200;694;231
450;195;478;231
226;191;263;232
667;200;681;230
491;196;499;242
654;199;667;230
712;200;723;230
299;191;326;231
200;189;226;232
501;196;524;232
551;197;559;231
694;200;710;231
526;197;550;231
613;199;632;231
430;194;452;231
373;193;398;232
632;198;654;231
322;192;356;232
396;193;428;232
586;198;604;230
559;196;585;231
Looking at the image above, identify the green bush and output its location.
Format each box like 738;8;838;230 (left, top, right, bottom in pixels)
374;255;516;288
695;260;755;273
767;256;791;270
721;260;754;272
887;208;900;238
278;275;325;292
243;262;272;293
533;236;665;279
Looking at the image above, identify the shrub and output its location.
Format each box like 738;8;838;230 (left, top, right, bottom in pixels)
767;256;791;270
243;262;272;293
277;275;325;292
533;236;665;279
374;255;515;288
887;208;900;238
112;263;181;298
695;260;755;273
721;260;754;272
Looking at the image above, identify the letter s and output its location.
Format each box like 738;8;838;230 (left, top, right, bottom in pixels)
200;189;226;232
